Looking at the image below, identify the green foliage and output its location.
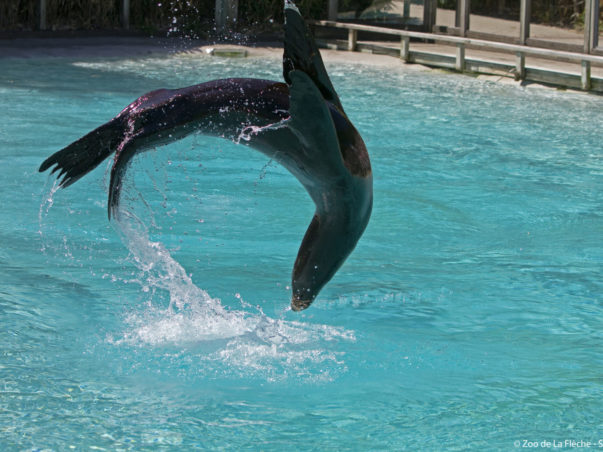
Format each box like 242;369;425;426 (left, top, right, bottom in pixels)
572;9;603;31
438;0;457;10
338;0;373;17
238;0;283;27
238;0;327;27
45;0;120;30
1;0;599;32
1;0;121;31
0;0;215;32
1;0;35;30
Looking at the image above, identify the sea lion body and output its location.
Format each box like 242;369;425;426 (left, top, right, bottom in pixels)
39;2;373;310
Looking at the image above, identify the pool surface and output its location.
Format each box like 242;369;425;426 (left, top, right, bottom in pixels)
1;52;602;450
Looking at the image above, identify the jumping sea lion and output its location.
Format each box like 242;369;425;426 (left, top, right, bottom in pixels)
39;0;373;311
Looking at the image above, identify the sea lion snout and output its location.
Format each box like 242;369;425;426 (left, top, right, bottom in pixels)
291;295;313;312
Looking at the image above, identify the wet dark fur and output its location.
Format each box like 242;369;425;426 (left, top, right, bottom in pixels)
39;2;373;310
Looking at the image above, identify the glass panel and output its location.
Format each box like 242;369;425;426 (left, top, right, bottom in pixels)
338;0;424;26
528;1;586;51
435;1;457;30
468;0;521;41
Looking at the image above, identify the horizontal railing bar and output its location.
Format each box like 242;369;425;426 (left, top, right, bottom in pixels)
311;20;603;65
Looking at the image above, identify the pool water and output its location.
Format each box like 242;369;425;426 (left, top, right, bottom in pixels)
1;52;601;450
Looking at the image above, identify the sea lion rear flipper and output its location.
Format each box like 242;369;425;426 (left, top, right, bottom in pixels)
38;118;123;188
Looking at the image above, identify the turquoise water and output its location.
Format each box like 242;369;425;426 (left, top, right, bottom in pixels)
1;52;602;450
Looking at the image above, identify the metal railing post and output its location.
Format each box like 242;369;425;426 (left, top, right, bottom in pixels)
348;29;357;51
581;60;591;90
423;0;436;33
121;0;130;30
592;0;600;50
582;0;594;90
519;0;531;45
400;36;410;62
456;43;465;71
328;0;338;21
515;51;525;80
215;0;224;31
584;0;599;53
584;0;592;53
457;0;470;37
215;0;238;33
403;0;411;20
38;0;47;30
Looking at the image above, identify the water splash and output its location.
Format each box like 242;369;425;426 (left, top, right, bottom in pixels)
164;0;202;40
38;178;61;237
236;120;287;144
110;207;355;381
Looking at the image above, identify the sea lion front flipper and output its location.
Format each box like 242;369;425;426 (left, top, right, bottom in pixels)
284;70;345;177
273;69;354;311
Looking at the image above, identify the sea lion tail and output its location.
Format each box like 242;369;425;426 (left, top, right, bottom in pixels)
38;118;123;188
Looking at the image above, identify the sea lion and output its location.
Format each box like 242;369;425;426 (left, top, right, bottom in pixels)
39;0;373;311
